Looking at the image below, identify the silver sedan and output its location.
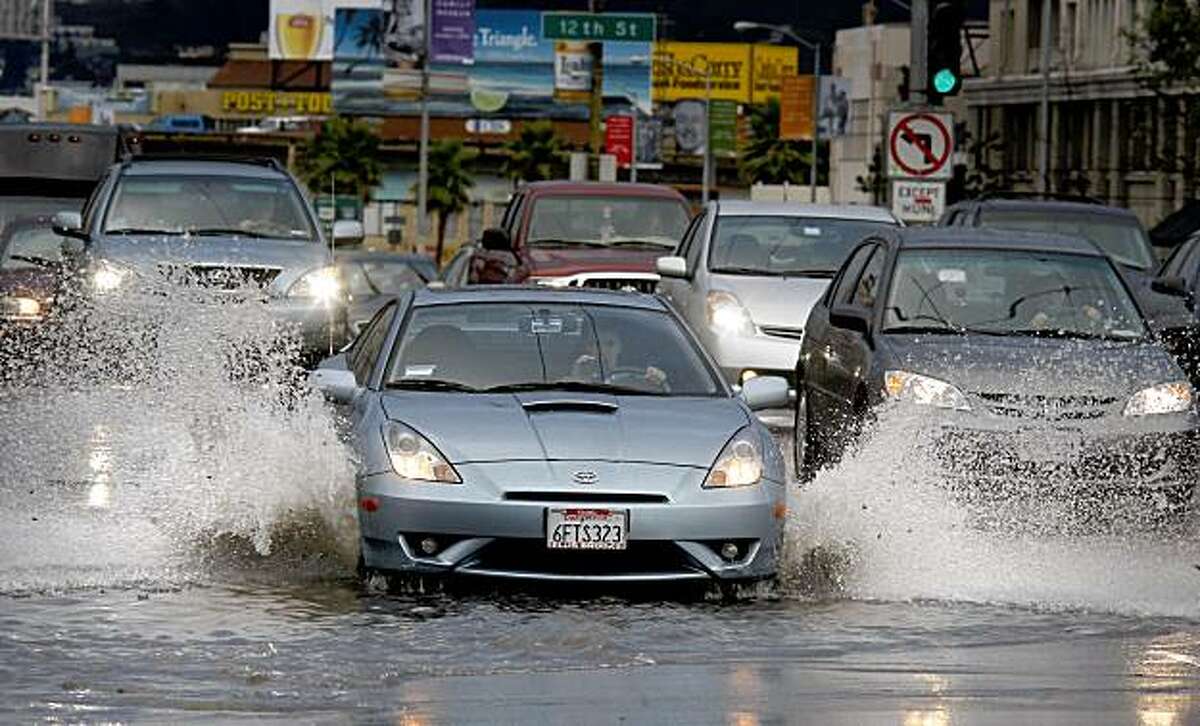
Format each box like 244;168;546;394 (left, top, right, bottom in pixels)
312;286;790;587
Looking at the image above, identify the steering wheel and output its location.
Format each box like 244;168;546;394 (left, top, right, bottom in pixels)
608;366;670;393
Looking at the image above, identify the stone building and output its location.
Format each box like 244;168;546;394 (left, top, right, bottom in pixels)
966;0;1183;225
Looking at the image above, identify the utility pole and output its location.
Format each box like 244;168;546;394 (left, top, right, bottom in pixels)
702;68;711;204
40;0;50;90
810;43;821;202
1037;0;1052;193
588;0;605;161
909;0;928;106
417;0;431;241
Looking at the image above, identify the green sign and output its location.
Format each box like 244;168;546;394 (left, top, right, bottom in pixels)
709;100;738;156
541;12;656;42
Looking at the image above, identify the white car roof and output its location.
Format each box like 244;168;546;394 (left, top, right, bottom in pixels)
714;201;899;224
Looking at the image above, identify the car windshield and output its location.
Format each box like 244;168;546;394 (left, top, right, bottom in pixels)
883;248;1148;341
342;260;426;296
709;215;897;276
386;303;721;396
526;196;690;248
978;209;1155;270
1;222;65;271
103;175;316;240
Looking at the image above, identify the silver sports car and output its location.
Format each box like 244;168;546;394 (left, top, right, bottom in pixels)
312;286;790;587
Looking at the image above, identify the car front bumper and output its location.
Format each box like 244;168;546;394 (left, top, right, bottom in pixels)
357;461;786;583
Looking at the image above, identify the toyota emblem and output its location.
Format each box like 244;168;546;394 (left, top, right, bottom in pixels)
572;470;598;484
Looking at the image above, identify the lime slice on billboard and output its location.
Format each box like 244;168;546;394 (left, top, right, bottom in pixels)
471;88;509;112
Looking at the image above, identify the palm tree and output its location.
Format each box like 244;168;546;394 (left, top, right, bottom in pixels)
502;120;567;185
739;98;823;186
412;140;474;268
297;118;383;203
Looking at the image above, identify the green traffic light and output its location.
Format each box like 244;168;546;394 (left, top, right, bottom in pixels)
933;68;958;94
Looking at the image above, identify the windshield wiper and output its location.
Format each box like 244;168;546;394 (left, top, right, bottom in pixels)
605;239;676;249
484;381;663;396
105;227;179;236
884;324;968;336
528;238;609;248
187;228;271;239
778;268;836;278
385;379;481;392
710;266;771;275
5;254;59;269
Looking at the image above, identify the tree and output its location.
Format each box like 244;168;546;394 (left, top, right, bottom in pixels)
297;118;383;203
1127;0;1200;198
502;120;567;184
412;140;474;268
739;98;826;186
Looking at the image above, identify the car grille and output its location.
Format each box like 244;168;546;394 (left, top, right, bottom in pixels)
974;392;1118;421
464;539;702;578
503;492;670;504
158;264;282;291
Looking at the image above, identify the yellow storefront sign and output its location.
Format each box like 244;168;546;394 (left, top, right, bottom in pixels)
751;44;799;104
219;90;332;116
652;43;751;103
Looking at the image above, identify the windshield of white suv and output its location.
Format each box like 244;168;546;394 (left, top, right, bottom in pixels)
883;249;1148;341
709;215;897;277
103;175;316;240
977;209;1155;271
526;196;690;248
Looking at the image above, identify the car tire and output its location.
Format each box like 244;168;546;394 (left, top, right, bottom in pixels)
793;387;820;484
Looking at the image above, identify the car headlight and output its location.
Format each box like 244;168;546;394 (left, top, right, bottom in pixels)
92;260;131;293
704;427;764;488
289;266;343;304
1124;381;1194;416
0;296;43;320
381;421;461;483
884;370;971;411
706;291;755;336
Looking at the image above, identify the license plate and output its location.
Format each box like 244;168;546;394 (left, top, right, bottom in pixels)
546;508;628;551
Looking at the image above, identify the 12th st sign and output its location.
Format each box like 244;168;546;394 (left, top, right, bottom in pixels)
887;111;954;180
542;13;656;42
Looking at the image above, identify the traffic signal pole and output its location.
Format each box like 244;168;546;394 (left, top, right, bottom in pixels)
909;0;928;107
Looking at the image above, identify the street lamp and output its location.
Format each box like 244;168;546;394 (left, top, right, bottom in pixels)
734;20;821;203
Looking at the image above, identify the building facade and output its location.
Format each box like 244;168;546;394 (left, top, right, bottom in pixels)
966;0;1183;225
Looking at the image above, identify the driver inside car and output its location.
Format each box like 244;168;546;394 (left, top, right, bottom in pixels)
570;329;668;391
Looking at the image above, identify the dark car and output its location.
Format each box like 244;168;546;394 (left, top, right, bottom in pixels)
794;228;1199;523
1154;234;1200;382
466;181;693;291
336;250;435;334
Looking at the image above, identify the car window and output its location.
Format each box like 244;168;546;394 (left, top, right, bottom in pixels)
526;196;690;249
501;193;524;234
350;302;397;383
104;173;316;240
977;208;1156;271
851;247;886;308
387;303;721;396
707;215;895;277
342;262;374;297
675;211;703;258
1164;238;1200;280
683;211;708;271
828;243;878;305
883;249;1147;341
362;261;425;293
440;248;472;286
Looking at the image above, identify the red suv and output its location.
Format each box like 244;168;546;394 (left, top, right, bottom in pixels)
466;181;693;292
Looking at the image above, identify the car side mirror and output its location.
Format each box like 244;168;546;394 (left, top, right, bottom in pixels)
332;220;364;246
52;211;87;241
739;375;791;411
829;304;873;336
1152;275;1191;299
309;367;360;404
656;256;688;279
481;227;512;252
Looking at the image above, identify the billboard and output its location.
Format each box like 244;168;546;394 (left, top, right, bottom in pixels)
430;0;474;64
652;42;798;104
818;76;852;138
333;8;650;118
751;45;799;104
271;0;381;61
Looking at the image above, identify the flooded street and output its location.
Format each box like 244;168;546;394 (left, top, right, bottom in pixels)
4;306;1200;724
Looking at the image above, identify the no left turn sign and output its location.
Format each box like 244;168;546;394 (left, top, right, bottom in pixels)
888;111;954;180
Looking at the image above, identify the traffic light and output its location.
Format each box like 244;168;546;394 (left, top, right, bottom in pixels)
927;0;964;101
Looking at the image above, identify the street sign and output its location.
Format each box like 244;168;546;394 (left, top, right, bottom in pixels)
465;119;512;134
887;111;954;180
779;76;814;141
541;12;656;42
709;100;738;156
605;115;634;168
891;180;946;223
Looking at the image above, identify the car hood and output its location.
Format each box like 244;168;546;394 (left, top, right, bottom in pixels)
886;334;1182;398
712;274;829;329
381;392;749;467
90;234;331;290
527;246;667;278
